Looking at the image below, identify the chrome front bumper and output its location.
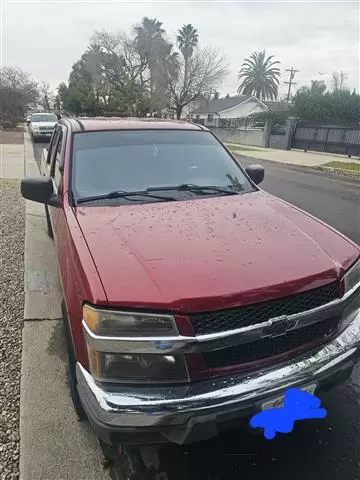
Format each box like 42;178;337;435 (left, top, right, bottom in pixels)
77;309;360;443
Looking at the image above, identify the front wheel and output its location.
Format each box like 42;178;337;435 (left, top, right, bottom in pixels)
101;444;169;480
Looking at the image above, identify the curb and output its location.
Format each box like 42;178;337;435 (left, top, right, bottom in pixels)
231;150;360;180
313;165;360;178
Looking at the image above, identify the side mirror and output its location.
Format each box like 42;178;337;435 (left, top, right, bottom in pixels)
21;177;59;207
246;164;265;185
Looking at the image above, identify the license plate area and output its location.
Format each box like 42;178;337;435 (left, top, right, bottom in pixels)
261;383;317;411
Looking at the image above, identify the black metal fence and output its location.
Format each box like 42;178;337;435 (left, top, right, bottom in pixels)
292;123;360;158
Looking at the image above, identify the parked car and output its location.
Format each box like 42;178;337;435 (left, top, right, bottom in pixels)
29;112;58;142
21;118;360;469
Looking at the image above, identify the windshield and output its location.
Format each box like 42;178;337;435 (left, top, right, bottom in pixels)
71;130;255;204
31;113;57;122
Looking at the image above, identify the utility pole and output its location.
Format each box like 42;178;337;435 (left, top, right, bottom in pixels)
285;67;299;102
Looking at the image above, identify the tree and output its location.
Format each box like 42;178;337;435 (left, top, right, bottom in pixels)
57;18;227;119
90;30;151;115
39;81;53;110
54;94;61;112
83;43;105;99
0;66;38;128
292;81;360;124
56;80;99;116
177;24;199;58
165;46;227;119
332;71;348;92
309;80;327;95
237;50;280;101
134;17;173;114
177;24;199;84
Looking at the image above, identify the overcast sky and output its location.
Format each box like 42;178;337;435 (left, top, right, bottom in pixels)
2;0;359;98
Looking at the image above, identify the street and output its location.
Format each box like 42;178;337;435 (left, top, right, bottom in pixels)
254;158;360;245
33;144;360;480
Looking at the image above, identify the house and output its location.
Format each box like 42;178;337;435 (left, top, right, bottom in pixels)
191;96;290;127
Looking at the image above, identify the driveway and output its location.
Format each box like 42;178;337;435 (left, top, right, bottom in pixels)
32;145;360;480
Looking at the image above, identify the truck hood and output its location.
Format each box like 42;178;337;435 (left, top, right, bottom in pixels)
74;191;359;312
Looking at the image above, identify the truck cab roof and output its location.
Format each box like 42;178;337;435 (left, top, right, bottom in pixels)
61;117;207;133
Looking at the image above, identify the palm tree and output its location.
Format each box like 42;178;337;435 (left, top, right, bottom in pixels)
79;44;106;103
177;24;198;85
134;17;168;114
134;17;166;65
177;24;199;59
237;50;280;101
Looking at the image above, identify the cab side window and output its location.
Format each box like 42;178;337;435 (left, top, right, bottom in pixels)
46;129;58;165
50;127;66;188
48;128;61;169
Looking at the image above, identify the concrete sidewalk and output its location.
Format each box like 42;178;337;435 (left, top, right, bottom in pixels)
8;133;109;480
225;143;360;167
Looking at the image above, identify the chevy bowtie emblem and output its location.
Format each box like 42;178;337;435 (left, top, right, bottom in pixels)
262;315;292;338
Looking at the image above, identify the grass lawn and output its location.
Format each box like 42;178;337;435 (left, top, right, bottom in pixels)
324;161;360;173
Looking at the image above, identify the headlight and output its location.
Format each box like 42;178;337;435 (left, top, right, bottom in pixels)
83;304;189;384
32;126;40;132
87;348;189;384
340;258;360;332
344;258;360;294
83;304;179;337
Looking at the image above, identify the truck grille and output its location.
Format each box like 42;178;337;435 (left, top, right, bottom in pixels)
190;282;339;335
204;316;340;370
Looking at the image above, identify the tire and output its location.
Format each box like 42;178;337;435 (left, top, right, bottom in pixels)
61;300;87;421
107;446;164;480
45;205;54;239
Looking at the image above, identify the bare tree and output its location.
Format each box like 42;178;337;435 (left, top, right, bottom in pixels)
0;66;38;128
164;46;228;119
332;71;349;91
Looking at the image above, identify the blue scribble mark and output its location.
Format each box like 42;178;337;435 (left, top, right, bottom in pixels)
250;388;327;440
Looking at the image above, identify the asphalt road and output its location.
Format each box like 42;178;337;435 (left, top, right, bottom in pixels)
251;158;360;244
33;143;360;480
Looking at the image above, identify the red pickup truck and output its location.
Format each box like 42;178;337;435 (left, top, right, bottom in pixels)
22;118;360;464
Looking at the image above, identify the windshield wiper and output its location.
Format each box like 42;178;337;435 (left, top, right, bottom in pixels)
77;190;176;204
146;184;240;195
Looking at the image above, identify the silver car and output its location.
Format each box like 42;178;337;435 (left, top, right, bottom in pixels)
29;112;58;142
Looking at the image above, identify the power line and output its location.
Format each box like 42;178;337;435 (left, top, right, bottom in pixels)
285;67;299;102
